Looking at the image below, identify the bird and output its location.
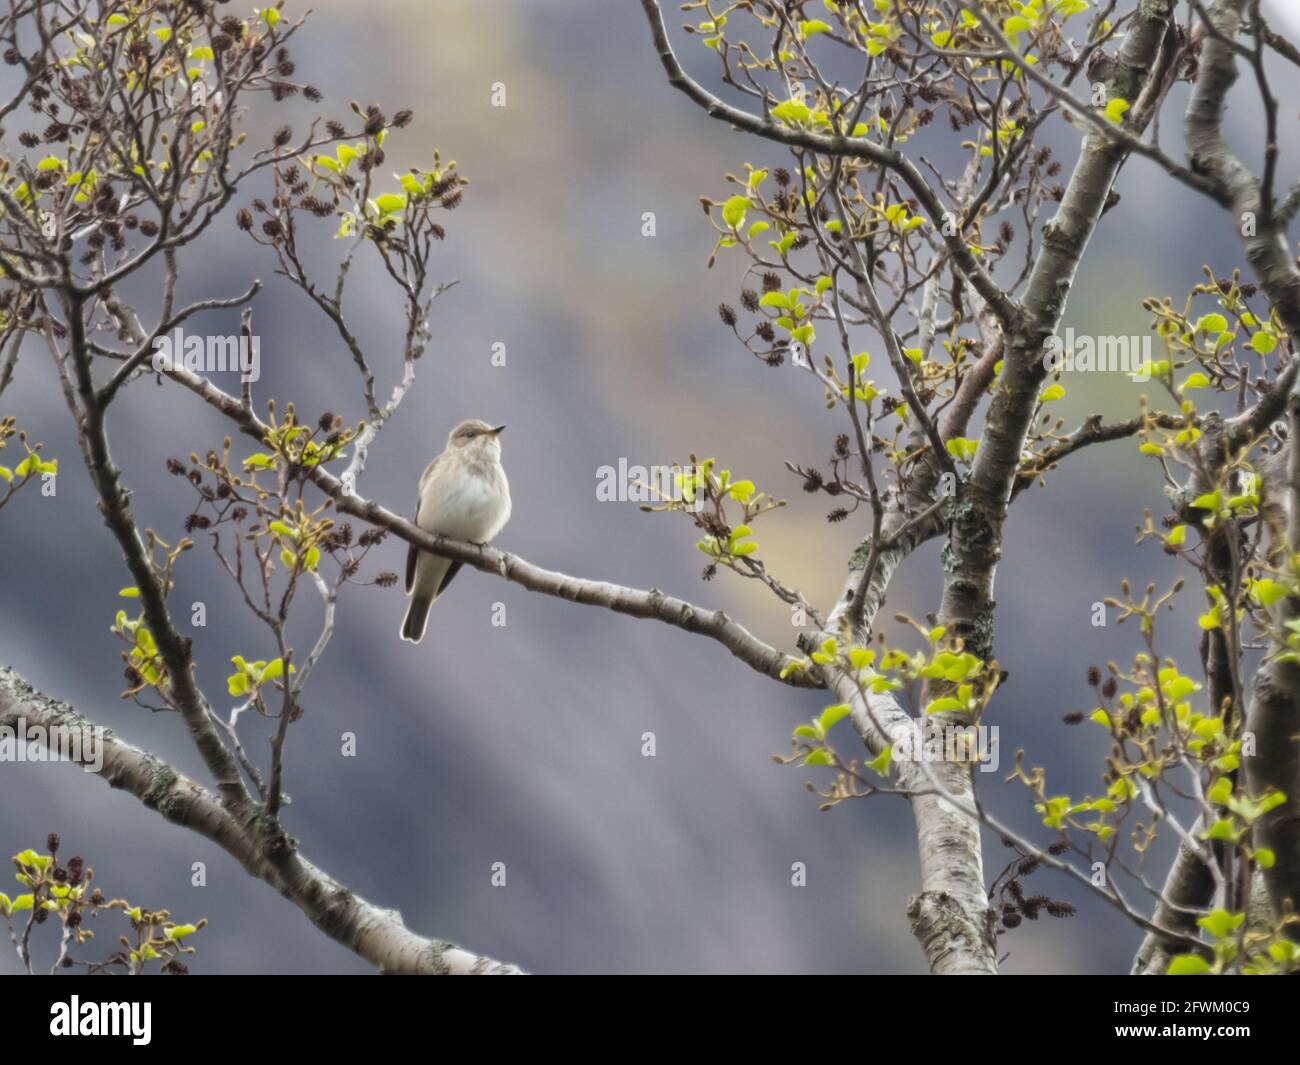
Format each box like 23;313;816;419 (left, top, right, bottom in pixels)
400;419;511;644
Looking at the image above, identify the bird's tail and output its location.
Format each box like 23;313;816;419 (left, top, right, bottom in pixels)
400;593;433;644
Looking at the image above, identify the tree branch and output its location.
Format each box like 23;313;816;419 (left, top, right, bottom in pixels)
0;666;522;974
49;297;249;808
938;0;1180;661
1243;371;1300;918
155;364;820;690
637;0;1019;327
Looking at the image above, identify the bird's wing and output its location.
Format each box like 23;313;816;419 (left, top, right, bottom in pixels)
405;489;422;593
405;542;418;593
436;561;463;598
417;453;444;498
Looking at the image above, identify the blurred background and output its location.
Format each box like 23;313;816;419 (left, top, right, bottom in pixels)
3;0;1300;975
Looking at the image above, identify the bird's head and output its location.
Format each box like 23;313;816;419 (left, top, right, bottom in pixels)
447;418;505;461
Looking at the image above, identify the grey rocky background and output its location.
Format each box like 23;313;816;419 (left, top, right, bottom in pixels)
2;0;1299;974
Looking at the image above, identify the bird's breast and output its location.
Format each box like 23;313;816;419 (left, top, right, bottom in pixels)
421;465;510;542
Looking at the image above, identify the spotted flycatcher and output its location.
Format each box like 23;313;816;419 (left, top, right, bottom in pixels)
400;419;511;643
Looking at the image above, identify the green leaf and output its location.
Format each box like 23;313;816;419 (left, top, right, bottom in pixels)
372;192;407;215
771;99;811;126
849;648;876;671
779;657;807;680
1252;578;1287;607
802;749;833;767
1207;777;1232;805
166;924;198;939
945;437;979;463
1250;330;1279;355
118;587;140;598
1204;818;1236;841
818;704;851;732
1196;313;1228;335
1039;384;1065;402
1167;954;1211;975
721;195;749;228
134;625;156;653
1197;909;1244;939
799;19;832;39
1102;97;1130;124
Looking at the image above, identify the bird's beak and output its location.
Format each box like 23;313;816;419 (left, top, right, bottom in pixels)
491;424;506;435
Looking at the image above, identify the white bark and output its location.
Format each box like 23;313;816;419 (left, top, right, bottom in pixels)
0;667;522;974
